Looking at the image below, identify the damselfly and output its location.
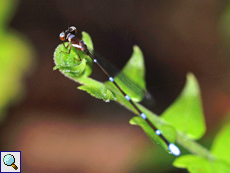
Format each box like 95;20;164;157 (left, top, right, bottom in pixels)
59;26;180;156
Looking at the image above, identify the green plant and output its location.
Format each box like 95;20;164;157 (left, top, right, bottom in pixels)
0;0;34;122
53;32;230;172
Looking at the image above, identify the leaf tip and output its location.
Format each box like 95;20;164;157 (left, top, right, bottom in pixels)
133;45;142;55
186;72;196;81
81;31;87;36
53;65;60;71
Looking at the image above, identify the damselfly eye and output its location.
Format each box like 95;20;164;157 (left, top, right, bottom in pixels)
59;32;65;41
69;26;77;34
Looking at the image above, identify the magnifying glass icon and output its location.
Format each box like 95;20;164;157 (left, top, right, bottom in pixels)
3;154;18;170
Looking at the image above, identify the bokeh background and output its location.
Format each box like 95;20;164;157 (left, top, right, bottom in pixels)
0;0;230;172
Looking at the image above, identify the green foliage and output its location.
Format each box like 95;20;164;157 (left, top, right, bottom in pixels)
161;73;206;140
174;119;230;172
0;0;34;121
53;32;230;172
211;120;230;165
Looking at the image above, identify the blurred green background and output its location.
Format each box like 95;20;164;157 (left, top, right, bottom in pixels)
0;0;229;172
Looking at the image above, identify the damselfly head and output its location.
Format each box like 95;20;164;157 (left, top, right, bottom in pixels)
59;26;77;41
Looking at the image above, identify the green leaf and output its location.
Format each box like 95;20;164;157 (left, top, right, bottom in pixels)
121;46;145;88
161;73;206;140
55;58;87;77
116;46;147;101
211;119;230;164
81;32;94;77
82;31;94;49
173;155;212;173
0;0;34;121
173;154;230;173
78;84;116;102
211;160;230;173
54;43;90;77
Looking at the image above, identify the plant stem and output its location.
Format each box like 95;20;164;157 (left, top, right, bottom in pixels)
176;131;215;159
